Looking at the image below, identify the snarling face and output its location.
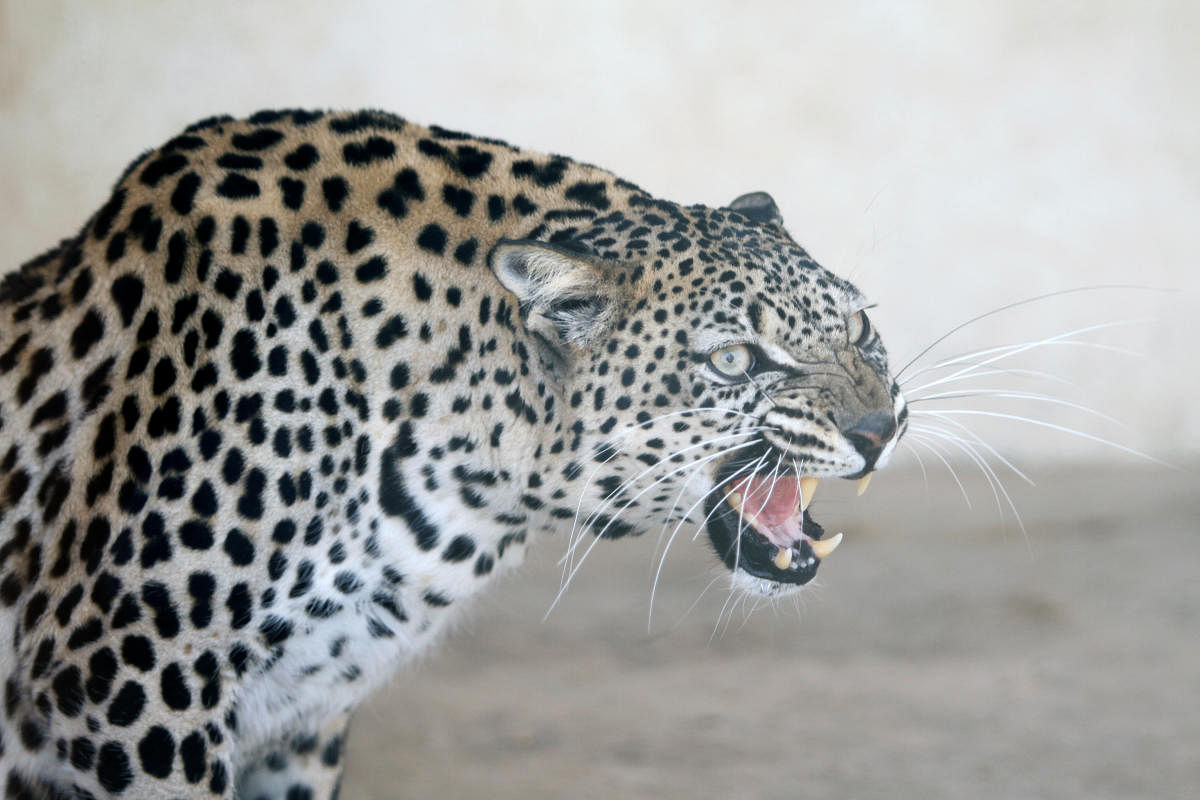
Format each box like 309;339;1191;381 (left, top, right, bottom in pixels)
695;296;905;590
492;193;906;594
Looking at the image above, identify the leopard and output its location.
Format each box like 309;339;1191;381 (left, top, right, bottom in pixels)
0;109;905;798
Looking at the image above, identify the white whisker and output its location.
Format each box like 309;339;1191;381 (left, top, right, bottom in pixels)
902;320;1141;390
552;439;766;619
906;338;1144;391
711;588;742;643
738;594;765;630
674;572;727;630
742;369;777;407
895;285;1163;379
898;440;930;490
710;451;784;638
910;424;1030;550
562;429;771;577
585;432;773;544
916;409;1172;467
650;452;713;558
902;431;972;508
560;407;765;582
904;365;1076;393
909;417;1034;486
910;425;1022;527
908;389;1127;429
647;455;765;631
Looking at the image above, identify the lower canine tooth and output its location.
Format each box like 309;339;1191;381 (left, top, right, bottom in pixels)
810;532;844;559
799;477;818;510
773;547;793;570
727;491;743;511
857;473;872;496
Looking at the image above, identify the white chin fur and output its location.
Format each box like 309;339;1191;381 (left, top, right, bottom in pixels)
729;568;806;598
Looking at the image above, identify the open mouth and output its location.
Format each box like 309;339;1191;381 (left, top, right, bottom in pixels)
704;459;867;586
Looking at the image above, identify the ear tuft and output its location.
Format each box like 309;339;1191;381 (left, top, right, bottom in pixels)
728;191;784;227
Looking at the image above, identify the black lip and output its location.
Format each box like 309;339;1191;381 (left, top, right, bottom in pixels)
703;460;828;586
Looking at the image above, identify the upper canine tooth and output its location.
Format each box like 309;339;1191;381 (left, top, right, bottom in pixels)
727;491;743;511
856;473;872;496
799;477;818;510
810;532;844;559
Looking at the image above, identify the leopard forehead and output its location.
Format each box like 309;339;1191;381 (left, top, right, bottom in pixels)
0;108;901;798
591;206;867;346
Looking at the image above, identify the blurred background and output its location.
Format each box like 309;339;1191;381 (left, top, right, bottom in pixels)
2;2;1196;798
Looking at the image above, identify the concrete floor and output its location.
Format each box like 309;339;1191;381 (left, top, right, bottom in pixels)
340;462;1198;799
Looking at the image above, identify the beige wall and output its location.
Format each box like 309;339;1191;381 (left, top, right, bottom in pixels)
2;1;1196;466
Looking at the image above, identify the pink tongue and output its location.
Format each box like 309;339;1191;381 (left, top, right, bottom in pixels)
729;474;805;547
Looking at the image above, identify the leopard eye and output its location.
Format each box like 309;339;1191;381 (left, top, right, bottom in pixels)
709;344;755;378
847;310;872;347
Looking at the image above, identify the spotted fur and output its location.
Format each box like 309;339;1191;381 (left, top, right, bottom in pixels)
0;109;904;798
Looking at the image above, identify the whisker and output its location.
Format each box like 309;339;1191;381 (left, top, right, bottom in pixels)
674;572;727;630
714;590;745;641
907;390;1127;428
894;285;1164;379
752;452;784;520
902;432;972;508
898;440;930;490
904;365;1076;393
711;588;740;643
909;418;1034;486
911;426;1008;514
555;438;766;613
901;319;1142;389
910;424;1030;548
906;338;1145;391
579;431;773;549
650;452;713;558
645;439;754;581
742;369;777;407
906;327;1139;378
915;409;1172;467
648;455;765;631
712;452;772;639
713;451;782;633
738;594;765;630
562;428;771;577
561;408;762;555
560;406;763;564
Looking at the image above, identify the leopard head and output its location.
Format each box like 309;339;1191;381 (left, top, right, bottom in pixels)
490;192;906;594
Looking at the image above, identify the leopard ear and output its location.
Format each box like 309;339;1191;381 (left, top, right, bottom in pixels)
488;239;619;349
728;191;784;227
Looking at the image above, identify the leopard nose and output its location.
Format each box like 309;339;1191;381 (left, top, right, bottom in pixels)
841;411;897;470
